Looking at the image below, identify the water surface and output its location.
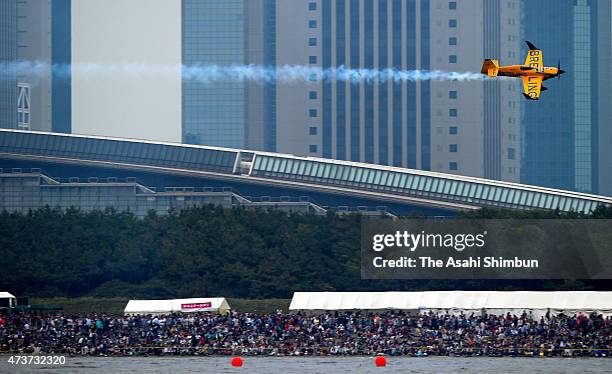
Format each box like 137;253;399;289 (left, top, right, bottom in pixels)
2;356;611;373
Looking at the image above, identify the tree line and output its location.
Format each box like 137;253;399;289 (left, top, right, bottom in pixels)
1;205;611;299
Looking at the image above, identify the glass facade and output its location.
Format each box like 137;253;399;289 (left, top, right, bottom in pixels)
251;154;609;213
350;0;360;162
521;0;610;195
336;0;346;160
363;0;374;164
573;0;591;192
322;0;332;158
521;0;575;192
263;0;277;152
0;0;17;130
392;0;402;167
0;131;238;174
319;0;420;168
378;0;388;165
51;0;72;134
182;0;245;148
406;0;417;169
420;0;430;170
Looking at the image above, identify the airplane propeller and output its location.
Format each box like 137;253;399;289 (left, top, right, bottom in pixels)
557;60;566;79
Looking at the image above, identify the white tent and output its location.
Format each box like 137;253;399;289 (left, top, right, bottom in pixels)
124;297;231;315
289;291;612;317
0;292;16;308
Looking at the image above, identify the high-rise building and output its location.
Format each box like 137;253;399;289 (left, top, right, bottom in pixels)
181;0;277;150
0;1;17;130
595;0;612;196
0;0;71;133
50;0;72;134
71;0;273;148
71;0;182;142
18;0;527;186
274;0;521;181
521;0;611;195
246;0;278;152
483;0;521;180
182;1;246;148
16;0;52;132
9;1;612;196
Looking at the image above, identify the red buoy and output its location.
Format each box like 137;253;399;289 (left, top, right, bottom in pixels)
231;357;243;367
375;355;387;367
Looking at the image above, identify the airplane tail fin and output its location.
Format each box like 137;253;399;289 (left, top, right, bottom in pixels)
481;59;499;77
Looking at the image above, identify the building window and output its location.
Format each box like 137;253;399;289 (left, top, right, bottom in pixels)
449;126;458;135
449;19;457;28
308;2;317;11
449;55;457;63
309;55;318;64
309;109;318;117
449;90;457;99
309;37;317;46
309;91;318;100
309;144;318;153
449;1;457;9
308;74;318;82
449;162;458;171
449;144;458;152
309;20;317;28
309;126;318;135
449;109;458;117
449;37;457;45
508;147;516;160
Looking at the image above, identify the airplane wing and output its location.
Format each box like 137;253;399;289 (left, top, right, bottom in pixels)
524;41;543;69
522;76;543;100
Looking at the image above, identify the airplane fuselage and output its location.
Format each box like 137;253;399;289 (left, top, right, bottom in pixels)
497;65;562;81
481;41;566;99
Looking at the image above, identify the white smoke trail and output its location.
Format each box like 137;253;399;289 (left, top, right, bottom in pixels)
1;61;491;84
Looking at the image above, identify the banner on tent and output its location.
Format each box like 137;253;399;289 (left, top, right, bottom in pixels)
181;302;212;310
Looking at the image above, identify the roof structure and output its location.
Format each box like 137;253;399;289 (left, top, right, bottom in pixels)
2;129;611;213
124;298;231;315
289;291;612;316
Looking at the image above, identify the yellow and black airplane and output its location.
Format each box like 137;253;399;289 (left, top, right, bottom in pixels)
481;41;566;100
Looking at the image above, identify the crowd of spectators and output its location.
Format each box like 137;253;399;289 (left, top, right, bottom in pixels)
1;310;611;357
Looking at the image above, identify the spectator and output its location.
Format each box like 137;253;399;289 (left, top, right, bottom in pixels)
0;310;610;357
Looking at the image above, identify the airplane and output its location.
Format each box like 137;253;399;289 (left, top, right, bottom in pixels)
481;41;566;100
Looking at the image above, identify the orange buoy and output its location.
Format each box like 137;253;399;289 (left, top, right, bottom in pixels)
231;357;243;367
375;355;386;367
